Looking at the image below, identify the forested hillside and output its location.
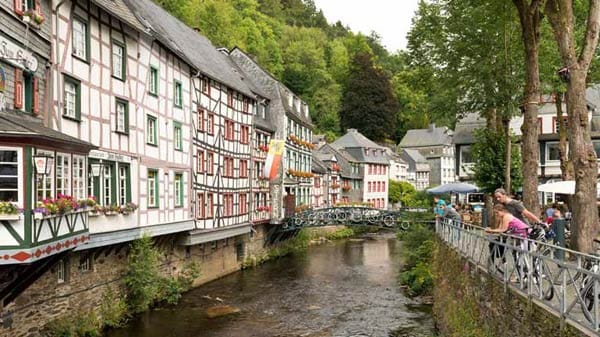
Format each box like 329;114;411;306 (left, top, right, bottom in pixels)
153;0;436;143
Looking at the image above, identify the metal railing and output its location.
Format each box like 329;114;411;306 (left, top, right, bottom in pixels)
436;218;600;333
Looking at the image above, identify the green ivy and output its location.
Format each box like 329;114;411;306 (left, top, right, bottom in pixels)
124;235;162;313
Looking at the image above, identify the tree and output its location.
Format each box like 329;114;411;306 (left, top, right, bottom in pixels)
471;128;522;194
544;0;600;253
340;52;399;141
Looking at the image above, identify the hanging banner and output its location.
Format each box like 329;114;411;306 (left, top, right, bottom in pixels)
263;139;285;181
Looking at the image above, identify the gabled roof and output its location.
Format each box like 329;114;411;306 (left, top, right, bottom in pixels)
399;123;453;148
331;128;383;149
315;144;361;179
329;129;389;164
91;0;147;32
311;157;327;174
123;0;255;98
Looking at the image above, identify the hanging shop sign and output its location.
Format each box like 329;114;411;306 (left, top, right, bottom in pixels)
89;150;132;163
0;35;38;72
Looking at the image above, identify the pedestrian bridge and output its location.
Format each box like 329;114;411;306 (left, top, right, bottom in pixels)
282;206;428;230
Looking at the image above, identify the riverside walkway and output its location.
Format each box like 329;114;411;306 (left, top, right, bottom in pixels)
437;219;600;334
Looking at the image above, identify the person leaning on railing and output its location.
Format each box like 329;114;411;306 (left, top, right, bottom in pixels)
493;188;542;226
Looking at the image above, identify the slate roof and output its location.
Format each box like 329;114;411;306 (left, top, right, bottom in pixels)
401;149;430;172
91;0;147;32
123;0;255;98
330;129;389;164
311;157;327;174
399;124;453;148
0;110;96;150
315;145;362;179
452;113;486;145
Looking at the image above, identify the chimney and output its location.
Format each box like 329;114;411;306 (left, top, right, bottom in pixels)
347;128;357;133
428;123;436;132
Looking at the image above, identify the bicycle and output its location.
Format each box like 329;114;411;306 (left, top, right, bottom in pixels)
486;231;554;301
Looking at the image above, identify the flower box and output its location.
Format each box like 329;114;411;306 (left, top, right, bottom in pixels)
0;213;20;221
104;211;118;216
88;211;101;217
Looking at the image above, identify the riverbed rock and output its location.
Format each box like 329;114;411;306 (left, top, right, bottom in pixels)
206;305;241;318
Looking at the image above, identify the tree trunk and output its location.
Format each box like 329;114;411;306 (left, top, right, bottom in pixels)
556;92;574;180
504;118;512;195
545;0;600;253
565;69;599;253
514;0;542;216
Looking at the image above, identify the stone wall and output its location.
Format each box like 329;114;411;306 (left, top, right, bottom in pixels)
0;224;270;337
433;240;587;337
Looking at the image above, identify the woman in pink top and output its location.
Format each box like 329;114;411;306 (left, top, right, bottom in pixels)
485;204;530;239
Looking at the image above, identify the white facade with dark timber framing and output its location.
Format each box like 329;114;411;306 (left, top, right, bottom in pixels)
52;0;194;240
124;0;259;244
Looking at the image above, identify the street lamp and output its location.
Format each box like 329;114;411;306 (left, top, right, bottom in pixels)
90;163;102;177
33;154;53;176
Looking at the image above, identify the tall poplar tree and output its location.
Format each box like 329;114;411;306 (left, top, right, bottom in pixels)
340;52;399;141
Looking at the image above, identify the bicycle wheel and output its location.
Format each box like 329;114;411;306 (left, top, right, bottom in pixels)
530;257;554;301
581;280;598;323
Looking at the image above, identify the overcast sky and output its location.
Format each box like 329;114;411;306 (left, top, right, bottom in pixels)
313;0;420;53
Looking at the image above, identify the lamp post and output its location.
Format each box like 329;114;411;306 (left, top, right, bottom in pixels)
32;154;53;176
90;163;102;177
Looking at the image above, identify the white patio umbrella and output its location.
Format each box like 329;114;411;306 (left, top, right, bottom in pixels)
537;180;600;196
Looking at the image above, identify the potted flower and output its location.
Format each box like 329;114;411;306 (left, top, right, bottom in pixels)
23;9;45;26
78;195;97;209
0;201;20;220
104;204;120;216
89;204;104;217
120;202;138;215
342;185;351;192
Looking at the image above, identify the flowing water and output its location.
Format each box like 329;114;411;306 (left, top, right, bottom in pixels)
106;232;435;337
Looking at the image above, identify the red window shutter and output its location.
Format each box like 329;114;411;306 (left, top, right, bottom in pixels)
14;68;23;109
14;0;23;15
32;77;39;114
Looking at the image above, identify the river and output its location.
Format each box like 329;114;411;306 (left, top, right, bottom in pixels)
105;232;435;337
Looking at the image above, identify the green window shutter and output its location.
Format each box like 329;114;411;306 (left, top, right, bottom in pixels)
76;81;81;120
110;163;117;205
155;170;159;208
125;101;129;133
174;121;182;150
121;43;126;80
125;165;131;203
85;21;90;62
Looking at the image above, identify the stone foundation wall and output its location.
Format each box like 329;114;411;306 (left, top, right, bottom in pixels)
0;224;269;337
433;240;587;337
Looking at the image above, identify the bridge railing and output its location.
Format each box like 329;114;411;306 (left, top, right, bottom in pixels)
437;218;600;334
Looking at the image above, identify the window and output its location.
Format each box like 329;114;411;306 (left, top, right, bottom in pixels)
201;77;210;96
112;41;125;80
14;0;36;15
207;152;214;175
147;115;157;145
175;174;183;207
115;98;128;134
174;80;183;108
72;17;88;61
149;66;158;95
0;149;19;203
73;156;85;201
224;194;233;216
227;90;234;107
197;150;204;172
207;113;214;134
197;193;205;219
147;170;158;207
57;259;67;284
56;153;71;197
553;116;568;133
242;98;249;113
63;75;81;120
225;120;235;140
78;254;91;273
239;194;247;214
223;157;234;177
546;142;561;161
14;70;38;114
206;193;213;217
118;165;130;205
594;141;600;158
197;108;205;132
460;146;473;164
240;125;249;144
174;122;182;151
102;165;112;206
240;159;248;178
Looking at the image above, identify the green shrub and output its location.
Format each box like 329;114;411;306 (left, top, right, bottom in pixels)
124;235;162;313
398;224;436;296
100;288;128;329
158;277;184;305
44;312;101;337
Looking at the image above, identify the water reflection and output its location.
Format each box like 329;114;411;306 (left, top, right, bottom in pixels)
106;232;434;337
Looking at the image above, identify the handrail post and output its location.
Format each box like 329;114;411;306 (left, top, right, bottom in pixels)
553;218;566;260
